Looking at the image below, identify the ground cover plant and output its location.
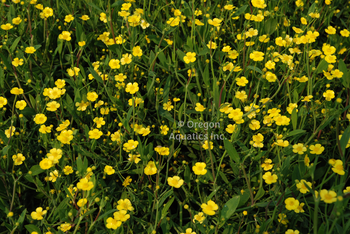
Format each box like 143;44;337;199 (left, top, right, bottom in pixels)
0;0;350;233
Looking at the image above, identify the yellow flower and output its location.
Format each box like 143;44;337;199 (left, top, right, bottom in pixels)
104;165;115;175
34;114;47;125
226;124;237;134
59;31;71;41
49;170;60;182
297;180;312;194
167;176;184;188
1;23;13;30
31;207;47;220
106;217;122;229
77;177;94;191
323;90;335;101
167;17;180;27
236;76;249;86
278;213;288;224
208;18;222;27
0;96;7;108
89;129;103;139
340;29;350;37
325;26;336;35
195;103;205;112
128;154;141;164
251;0;266;9
57;130;74;144
202;140;213;150
109;59;120;69
262;171;278;184
332;160;345;175
144;161;157;175
300;17;307;25
261;159;273;171
201;200;218;216
125;82;139;94
78;41;86;47
292;143;307;154
304;154;310;167
80;15;90;21
46;101;60;111
320;189;337;203
113;210;130;222
39;125;52;134
42;7;54;18
16;100;27;110
309;144;324;155
123;139;138;152
86;92;98;102
181;228;196;234
63;166;73;175
249;51;264;61
132;46;143;57
193;212;205;224
286;230;300;234
12;58;24;67
207;41;217;49
12;153;25;165
60;223;72;232
100;12;107;23
121;53;132;65
64;14;74;23
128;14;141;27
39;158;53;170
11;87;24;95
67;67;80;76
77;198;87;207
122;176;132;187
285;197;299;211
192;162;207;175
183;52;196;64
117;199;134;211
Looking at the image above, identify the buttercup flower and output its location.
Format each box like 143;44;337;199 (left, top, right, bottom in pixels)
192;162;207;175
201;200;218;215
167;176;184;188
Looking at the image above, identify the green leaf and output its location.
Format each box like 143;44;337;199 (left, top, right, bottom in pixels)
291;108;297;131
87;2;103;12
158;190;173;209
286;129;306;137
17;208;27;225
316;59;328;74
232;5;248;18
339;59;349;88
224;139;240;163
0;66;4;88
340;125;350;157
10;37;21;53
25;224;41;234
162;76;171;104
247;65;263;75
206;186;221;201
176;49;186;62
111;0;124;7
254;186;265;201
220;196;240;221
76;156;83;173
265;18;278;35
88;67;103;84
198;47;210;56
203;64;210;88
161;197;174;219
0;53;12;72
28;165;44;176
